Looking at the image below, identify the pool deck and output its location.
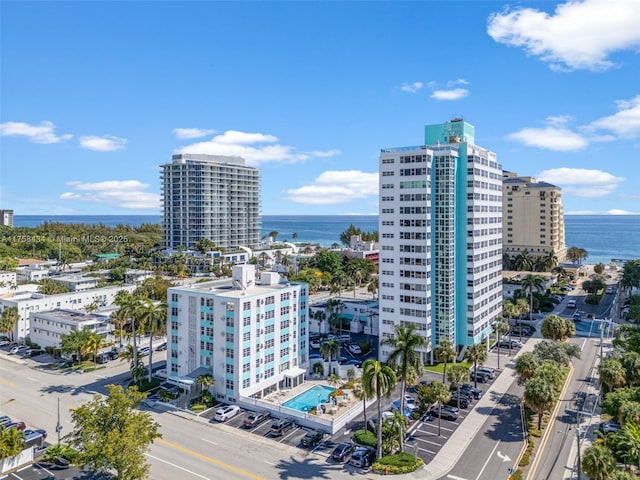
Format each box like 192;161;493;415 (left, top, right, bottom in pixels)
260;379;359;417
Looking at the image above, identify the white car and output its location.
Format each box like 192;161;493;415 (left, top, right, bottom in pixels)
310;340;322;349
214;405;240;422
9;345;28;355
347;344;362;355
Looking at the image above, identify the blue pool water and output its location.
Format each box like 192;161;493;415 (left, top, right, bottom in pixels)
282;385;335;412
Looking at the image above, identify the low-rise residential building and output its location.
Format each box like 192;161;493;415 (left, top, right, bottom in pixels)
29;308;115;349
341;235;379;265
166;264;308;404
16;265;51;283
0;285;136;341
309;298;379;337
47;273;99;292
0;271;17;288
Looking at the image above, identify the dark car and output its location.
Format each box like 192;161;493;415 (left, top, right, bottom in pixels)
470;371;490;383
243;412;269;428
331;442;355;462
6;421;26;431
27;349;46;357
447;393;470;409
336;356;349;365
107;350;119;360
269;417;295;436
300;430;323;448
429;405;459;421
155;342;168;351
344;359;362;368
349;446;376;468
458;384;482;400
96;353;111;364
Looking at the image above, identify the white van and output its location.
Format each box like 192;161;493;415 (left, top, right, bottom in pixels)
567;300;577;308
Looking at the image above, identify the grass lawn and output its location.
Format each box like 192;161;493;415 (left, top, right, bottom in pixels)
424;361;472;374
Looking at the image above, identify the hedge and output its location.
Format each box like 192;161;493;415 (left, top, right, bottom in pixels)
372;452;423;474
353;429;376;447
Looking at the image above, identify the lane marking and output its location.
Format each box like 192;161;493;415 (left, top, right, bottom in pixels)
475;440;500;480
0;378;16;387
264;461;276;466
447;475;469;480
157;438;266;480
201;438;218;446
26;377;37;382
147;453;211;480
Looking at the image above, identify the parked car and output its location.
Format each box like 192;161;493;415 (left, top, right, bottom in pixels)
391;400;413;417
310;340;322;349
213;405;240;422
96;353;111;364
19;348;33;357
349;446;376;468
0;416;11;427
5;421;26;431
474;367;495;379
243;412;269;428
573;312;583;322
9;345;28;355
331;442;355;462
336;356;349;365
605;286;614;294
309;353;322;360
429;405;459;421
404;394;417;410
344;359;362;368
599;421;621;435
269;417;295;436
0;340;11;347
567;299;577;308
447;393;470;409
347;344;362;355
138;347;151;356
155;342;167;351
300;430;323;448
457;384;483;400
338;334;351;343
470;371;490;383
107;350;119;360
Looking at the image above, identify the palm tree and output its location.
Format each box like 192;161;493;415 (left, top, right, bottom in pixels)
514;249;533;271
599;357;627;393
582;444;617;480
617;419;640;472
328;373;342;388
137;299;167;383
195;373;214;395
352;379;369;429
520;274;545;322
0;426;25;460
361;358;397;460
82;332;108;364
514;352;539;385
447;364;470;409
320;339;340;377
524;374;556;430
381;325;426;452
312;309;327;333
543;249;558;271
113;290;141;375
621;352;640;387
464;343;488;388
424;381;451;436
492;318;510;368
0;306;20;342
367;275;379;299
119;344;144;384
434;338;456;382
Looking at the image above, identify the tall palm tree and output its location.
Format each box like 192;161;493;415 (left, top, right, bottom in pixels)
464;343;488;388
524;374;556;430
195;373;214;395
447;364;470;409
0;306;19;342
617;419;640;472
381;325;426;452
599;357;627;393
424;381;451;436
543;249;558;271
82;332;108;364
361;358;397;460
514;352;540;385
492;318;510;368
520;274;545;322
434;338;456;382
352;379;369;429
582;444;617;480
320;339;340;377
114;290;141;375
137;299;168;382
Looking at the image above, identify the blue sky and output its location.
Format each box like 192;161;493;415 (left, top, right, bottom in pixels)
1;0;639;216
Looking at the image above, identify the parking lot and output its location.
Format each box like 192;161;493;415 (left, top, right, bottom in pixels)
0;462;110;480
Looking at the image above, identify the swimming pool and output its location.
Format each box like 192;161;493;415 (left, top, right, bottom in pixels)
282;385;335;412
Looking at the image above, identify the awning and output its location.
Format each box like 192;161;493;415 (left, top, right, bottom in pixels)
283;367;306;378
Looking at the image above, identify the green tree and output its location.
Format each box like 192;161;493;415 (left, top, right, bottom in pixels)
0;426;25;460
514;352;540;385
320;339;340;377
119;344;145;384
82;332;109;364
520;274;545;322
599;357;627;393
352;379;369;428
541;315;575;341
524;374;557;430
69;385;161;480
60;328;93;363
114;291;142;374
434;338;456;383
0;306;20;341
315;249;343;277
621;352;640;387
381;325;426;452
464;343;488;388
424;381;451;436
38;278;70;295
137;299;167;383
447;364;471;409
361;358;397;460
195;374;214;395
533;340;581;367
582;444;617;480
492;318;510;368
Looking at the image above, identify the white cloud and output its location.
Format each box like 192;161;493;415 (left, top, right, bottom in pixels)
61;180;159;209
283;170;379;205
172;128;218;139
430;88;469;101
176;129;340;166
399;82;424;93
79;135;127;152
447;78;470;87
487;0;640;71
0;120;72;144
537;167;625;197
584;95;640;138
566;209;639;215
507;126;588;151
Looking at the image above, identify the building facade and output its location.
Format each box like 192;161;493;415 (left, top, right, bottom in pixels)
161;154;261;251
167;264;308;404
29;309;114;349
378;119;503;361
0;210;14;227
502;171;567;266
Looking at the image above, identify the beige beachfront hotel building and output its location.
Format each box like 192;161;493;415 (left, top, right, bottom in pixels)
502;171;567;264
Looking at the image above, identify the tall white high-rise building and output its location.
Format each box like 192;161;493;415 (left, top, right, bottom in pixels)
378;119;503;361
161;154;261;251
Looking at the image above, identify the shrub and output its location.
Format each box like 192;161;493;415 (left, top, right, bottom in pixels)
132;378;160;392
372;452;423;474
353;429;376;447
42;443;79;463
512;470;523;480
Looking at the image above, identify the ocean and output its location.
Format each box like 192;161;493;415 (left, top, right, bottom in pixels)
11;214;640;265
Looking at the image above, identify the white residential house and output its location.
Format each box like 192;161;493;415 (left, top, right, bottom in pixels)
29;308;115;350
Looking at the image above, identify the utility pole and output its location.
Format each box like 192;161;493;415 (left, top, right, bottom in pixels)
56;396;62;445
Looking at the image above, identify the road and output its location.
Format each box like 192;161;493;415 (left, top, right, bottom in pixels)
440;380;525;480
